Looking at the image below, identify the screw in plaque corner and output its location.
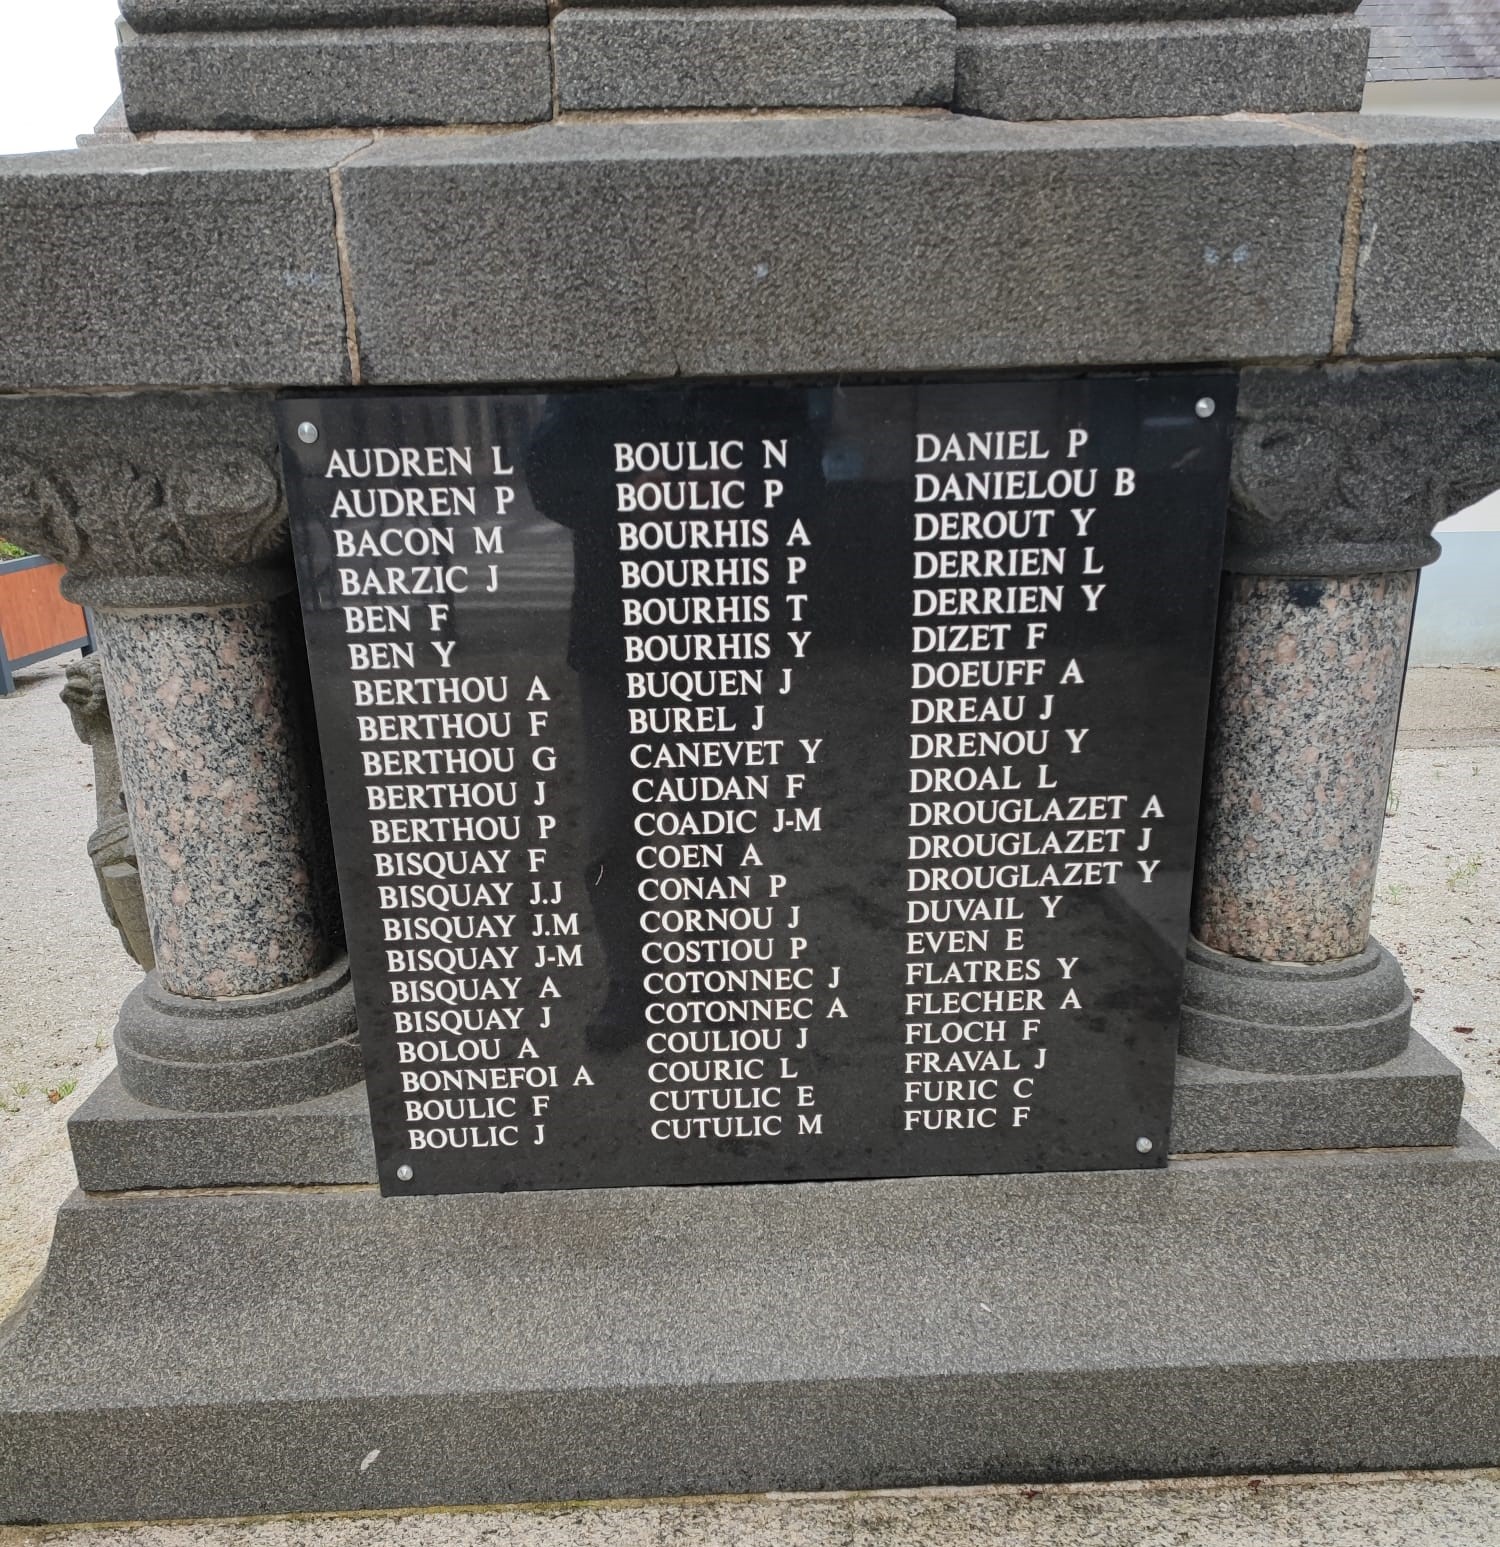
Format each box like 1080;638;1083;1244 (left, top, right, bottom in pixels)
1194;398;1215;419
396;1163;414;1182
1136;1136;1155;1154
296;420;320;444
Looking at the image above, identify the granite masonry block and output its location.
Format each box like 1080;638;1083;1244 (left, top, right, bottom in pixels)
1336;115;1500;359
954;15;1368;120
67;1045;1457;1190
5;1140;1500;1520
553;7;955;112
553;0;1357;10
943;0;1359;19
118;24;553;131
336;115;1351;383
0;142;358;390
69;1069;375;1189
1170;1037;1465;1153
122;0;546;28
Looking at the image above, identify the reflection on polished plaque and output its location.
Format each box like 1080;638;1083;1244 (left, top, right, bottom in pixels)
279;374;1234;1195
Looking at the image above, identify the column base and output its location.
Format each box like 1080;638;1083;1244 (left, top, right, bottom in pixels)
1180;936;1412;1074
113;954;362;1111
5;1137;1500;1522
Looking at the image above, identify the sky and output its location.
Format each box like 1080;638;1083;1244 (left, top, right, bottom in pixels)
0;1;124;155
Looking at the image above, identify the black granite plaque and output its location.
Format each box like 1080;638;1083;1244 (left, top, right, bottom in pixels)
279;374;1233;1196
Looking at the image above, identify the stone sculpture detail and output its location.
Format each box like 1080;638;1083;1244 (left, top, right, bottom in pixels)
0;449;288;606
60;656;154;971
1228;361;1500;576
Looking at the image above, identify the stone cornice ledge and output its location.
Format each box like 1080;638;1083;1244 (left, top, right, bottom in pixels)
0;116;1342;390
4;114;1499;391
0;138;368;394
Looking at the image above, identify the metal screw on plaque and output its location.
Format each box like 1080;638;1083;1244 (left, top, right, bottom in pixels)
1136;1137;1154;1154
396;1164;414;1181
1194;398;1215;419
296;420;319;444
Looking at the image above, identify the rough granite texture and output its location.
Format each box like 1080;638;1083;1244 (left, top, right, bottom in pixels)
954;15;1368;120
112;957;361;1111
1230;360;1500;576
94;599;336;1000
554;7;955;111
552;0;1358;11
0;141;361;391
69;1068;376;1189
945;0;1359;16
1179;937;1411;1073
1170;1037;1465;1152
4;1141;1500;1521
5;116;1500;388
122;0;546;28
1193;572;1416;964
65;1033;1465;1191
335;115;1351;383
0;393;297;611
1345;115;1500;360
118;24;554;131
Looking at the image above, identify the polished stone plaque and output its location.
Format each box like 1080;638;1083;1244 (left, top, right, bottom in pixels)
279;374;1233;1195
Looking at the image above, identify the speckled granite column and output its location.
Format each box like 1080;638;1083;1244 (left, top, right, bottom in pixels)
94;600;330;998
1182;361;1500;1089
1194;571;1415;965
0;393;360;1112
1184;572;1416;1075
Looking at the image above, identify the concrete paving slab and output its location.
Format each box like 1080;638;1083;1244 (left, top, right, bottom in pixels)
1;1470;1500;1545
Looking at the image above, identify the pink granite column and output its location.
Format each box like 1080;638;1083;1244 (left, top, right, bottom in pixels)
1193;571;1415;965
0;397;359;1111
94;600;332;999
1178;360;1500;1083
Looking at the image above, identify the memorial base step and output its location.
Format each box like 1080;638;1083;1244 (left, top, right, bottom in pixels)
4;1133;1500;1523
68;1032;1468;1193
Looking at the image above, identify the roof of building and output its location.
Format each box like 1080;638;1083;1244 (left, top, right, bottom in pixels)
1358;1;1500;82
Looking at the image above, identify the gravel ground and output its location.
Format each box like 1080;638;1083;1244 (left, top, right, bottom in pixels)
0;656;140;1321
0;656;1497;1544
1373;666;1500;1142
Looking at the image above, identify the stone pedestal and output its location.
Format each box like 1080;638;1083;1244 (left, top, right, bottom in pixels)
0;394;360;1112
5;1138;1500;1523
3;125;1500;1513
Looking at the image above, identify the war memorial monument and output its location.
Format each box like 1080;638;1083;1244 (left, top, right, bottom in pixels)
1;0;1499;1522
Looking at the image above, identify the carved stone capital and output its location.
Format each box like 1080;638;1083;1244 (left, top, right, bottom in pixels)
1229;359;1500;577
0;392;293;608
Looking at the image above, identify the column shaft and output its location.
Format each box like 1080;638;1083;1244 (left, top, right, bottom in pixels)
1192;571;1415;965
95;597;333;999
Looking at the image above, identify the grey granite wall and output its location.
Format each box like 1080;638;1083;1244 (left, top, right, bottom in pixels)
108;0;1367;128
9;118;1500;393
